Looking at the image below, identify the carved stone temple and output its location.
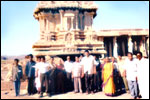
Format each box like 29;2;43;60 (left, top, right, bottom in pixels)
32;1;106;58
32;1;149;58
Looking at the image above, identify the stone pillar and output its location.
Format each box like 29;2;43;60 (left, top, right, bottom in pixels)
89;12;94;30
39;17;42;32
122;41;126;56
109;41;112;57
59;10;64;31
146;37;149;57
90;15;93;30
84;11;88;31
101;54;104;58
71;17;74;30
134;41;138;51
113;37;118;57
140;36;147;57
128;36;133;53
40;16;45;33
44;18;46;31
53;14;56;32
40;13;45;33
75;10;79;30
55;14;59;31
79;14;83;30
65;17;68;31
46;17;49;32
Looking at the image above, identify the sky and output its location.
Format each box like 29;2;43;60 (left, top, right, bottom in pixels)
1;1;149;56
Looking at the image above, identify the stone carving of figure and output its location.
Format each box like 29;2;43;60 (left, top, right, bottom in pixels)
128;37;133;53
134;41;137;51
66;33;72;42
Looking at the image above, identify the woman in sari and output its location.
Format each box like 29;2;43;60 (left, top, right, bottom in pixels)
102;57;115;96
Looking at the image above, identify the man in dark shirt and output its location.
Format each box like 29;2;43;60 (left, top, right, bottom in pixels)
25;54;36;95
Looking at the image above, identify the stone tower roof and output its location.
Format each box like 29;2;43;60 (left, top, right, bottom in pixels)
34;1;98;14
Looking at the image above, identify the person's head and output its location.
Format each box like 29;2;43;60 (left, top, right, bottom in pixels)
136;52;143;60
93;55;96;59
25;55;29;59
67;56;70;61
111;57;115;63
50;57;55;64
127;52;133;61
41;56;45;62
75;56;79;62
103;58;106;63
25;55;29;62
36;56;41;62
118;55;122;60
79;54;83;58
14;59;19;66
105;57;110;63
58;59;61;65
28;54;33;61
79;54;83;61
84;50;89;57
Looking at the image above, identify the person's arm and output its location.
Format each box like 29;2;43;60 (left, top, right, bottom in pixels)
62;64;65;70
124;70;126;77
110;63;114;77
47;64;51;70
122;62;127;77
135;62;138;82
64;62;66;70
35;69;39;77
72;67;74;78
10;67;13;81
20;66;23;79
81;65;84;78
94;60;99;66
102;66;104;81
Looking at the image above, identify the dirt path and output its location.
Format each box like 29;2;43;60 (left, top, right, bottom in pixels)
1;89;131;99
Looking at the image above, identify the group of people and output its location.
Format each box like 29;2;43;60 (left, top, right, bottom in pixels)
11;50;149;99
101;52;149;99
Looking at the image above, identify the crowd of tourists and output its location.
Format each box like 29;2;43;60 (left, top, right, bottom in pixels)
11;50;149;99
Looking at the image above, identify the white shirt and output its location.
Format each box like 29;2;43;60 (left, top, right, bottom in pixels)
64;61;73;73
80;55;96;74
136;58;149;81
123;58;137;81
136;58;149;99
72;62;82;77
34;62;41;89
37;62;50;74
34;62;41;71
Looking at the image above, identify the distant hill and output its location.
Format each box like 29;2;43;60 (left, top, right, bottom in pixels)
1;55;26;60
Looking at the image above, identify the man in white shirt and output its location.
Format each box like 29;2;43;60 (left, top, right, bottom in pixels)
123;52;139;99
64;56;73;91
37;56;50;98
72;56;83;93
80;50;97;94
136;52;149;99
